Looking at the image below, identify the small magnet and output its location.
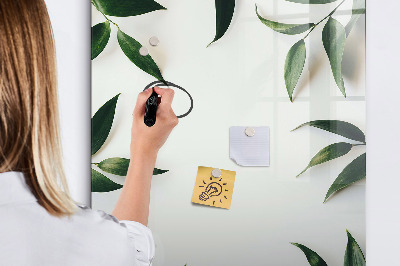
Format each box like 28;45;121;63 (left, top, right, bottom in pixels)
149;36;159;46
211;168;222;178
245;127;255;137
139;46;149;56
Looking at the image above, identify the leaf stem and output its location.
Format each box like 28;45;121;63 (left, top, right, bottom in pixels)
352;143;366;147
91;1;120;30
302;0;347;40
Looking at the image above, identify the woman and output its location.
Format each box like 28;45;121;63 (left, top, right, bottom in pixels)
0;0;178;265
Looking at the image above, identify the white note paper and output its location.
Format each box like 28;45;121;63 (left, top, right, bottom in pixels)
229;126;270;167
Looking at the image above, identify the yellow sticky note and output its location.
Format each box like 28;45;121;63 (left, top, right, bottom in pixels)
192;166;236;209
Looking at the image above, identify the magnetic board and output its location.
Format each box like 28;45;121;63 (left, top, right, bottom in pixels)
91;1;366;265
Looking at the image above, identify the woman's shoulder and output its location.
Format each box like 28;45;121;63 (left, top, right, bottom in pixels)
73;203;155;264
74;203;152;236
69;204;136;255
72;203;135;238
74;203;120;224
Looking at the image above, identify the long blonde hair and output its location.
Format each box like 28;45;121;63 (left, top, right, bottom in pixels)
0;0;76;216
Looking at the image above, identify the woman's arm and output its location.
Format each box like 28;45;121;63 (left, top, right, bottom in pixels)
112;87;178;225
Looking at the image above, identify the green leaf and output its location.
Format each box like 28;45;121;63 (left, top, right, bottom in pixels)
345;0;366;36
344;230;366;266
208;0;235;47
98;157;169;176
117;29;164;81
153;168;169;175
284;39;306;102
256;5;314;35
92;0;166;17
91;168;123;192
91;21;111;60
297;142;353;177
291;243;328;266
322;17;347;97
285;0;339;3
292;120;365;143
98;157;130;176
324;153;366;202
91;94;120;155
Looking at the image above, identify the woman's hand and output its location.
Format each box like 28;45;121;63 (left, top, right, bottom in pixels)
112;87;178;225
130;87;178;159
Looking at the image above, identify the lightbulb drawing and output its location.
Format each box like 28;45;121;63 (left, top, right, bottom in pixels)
197;175;229;206
199;182;222;201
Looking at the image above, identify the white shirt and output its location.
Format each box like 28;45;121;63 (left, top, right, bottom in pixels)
0;171;155;266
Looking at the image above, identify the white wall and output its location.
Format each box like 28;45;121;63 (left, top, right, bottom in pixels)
45;0;400;264
45;0;91;206
366;0;400;264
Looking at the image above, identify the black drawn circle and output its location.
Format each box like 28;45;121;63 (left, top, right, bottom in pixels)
143;81;193;119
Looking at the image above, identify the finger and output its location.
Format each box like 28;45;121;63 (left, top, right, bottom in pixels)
154;87;175;106
156;106;178;127
156;104;177;118
133;88;152;117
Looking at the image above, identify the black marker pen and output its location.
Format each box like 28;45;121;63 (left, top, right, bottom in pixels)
144;88;158;127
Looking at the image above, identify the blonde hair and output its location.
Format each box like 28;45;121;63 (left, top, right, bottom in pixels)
0;0;76;216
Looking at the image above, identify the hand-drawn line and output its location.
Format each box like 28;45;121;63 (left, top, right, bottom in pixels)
143;81;193;119
199;182;223;201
